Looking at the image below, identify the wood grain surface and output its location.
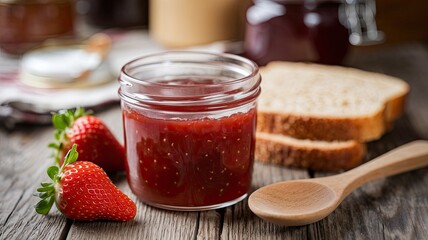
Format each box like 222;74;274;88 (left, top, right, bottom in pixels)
1;42;428;239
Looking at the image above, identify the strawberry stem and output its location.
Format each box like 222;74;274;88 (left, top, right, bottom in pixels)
60;144;79;172
48;107;90;165
35;144;79;215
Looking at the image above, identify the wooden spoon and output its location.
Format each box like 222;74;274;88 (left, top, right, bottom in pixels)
248;140;428;226
76;33;112;81
84;33;112;59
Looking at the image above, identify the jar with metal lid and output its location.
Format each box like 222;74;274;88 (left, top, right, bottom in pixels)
118;51;261;210
0;0;74;55
244;0;384;65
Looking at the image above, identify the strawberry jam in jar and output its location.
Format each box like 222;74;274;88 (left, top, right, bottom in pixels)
119;52;261;210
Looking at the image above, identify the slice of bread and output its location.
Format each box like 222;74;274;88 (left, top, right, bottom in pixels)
255;132;366;171
257;62;409;141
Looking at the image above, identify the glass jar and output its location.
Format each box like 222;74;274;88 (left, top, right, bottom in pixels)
244;0;383;66
0;0;74;55
118;52;261;211
75;0;148;28
149;0;251;48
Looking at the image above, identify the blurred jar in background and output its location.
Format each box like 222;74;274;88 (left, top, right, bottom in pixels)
244;0;349;66
244;0;384;66
75;0;148;28
0;0;74;55
150;0;251;48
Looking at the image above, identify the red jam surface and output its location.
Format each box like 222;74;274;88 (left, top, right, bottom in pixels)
123;107;256;207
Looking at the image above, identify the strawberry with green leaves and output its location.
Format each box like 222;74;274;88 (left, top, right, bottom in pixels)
49;107;125;173
36;144;136;221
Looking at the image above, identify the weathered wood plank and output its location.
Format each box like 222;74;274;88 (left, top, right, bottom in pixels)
0;127;69;240
67;188;200;240
66;174;200;240
196;210;222;240
314;163;428;240
220;164;310;240
308;116;428;239
1;42;428;240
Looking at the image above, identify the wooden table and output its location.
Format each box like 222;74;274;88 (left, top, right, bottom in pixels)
1;43;428;240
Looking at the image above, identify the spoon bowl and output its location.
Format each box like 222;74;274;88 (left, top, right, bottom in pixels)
249;181;338;226
249;140;428;226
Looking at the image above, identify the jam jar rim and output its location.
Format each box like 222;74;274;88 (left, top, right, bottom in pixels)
118;51;261;112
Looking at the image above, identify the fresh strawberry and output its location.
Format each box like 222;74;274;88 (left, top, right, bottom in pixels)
36;144;136;221
49;107;125;173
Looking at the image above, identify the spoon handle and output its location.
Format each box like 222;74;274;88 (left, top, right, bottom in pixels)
336;140;428;196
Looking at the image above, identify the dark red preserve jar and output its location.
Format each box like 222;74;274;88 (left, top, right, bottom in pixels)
244;0;383;65
77;0;148;28
0;0;74;55
119;52;261;211
245;0;349;65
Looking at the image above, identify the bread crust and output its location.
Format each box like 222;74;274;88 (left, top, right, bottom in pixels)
257;111;384;141
255;133;366;171
257;62;409;142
